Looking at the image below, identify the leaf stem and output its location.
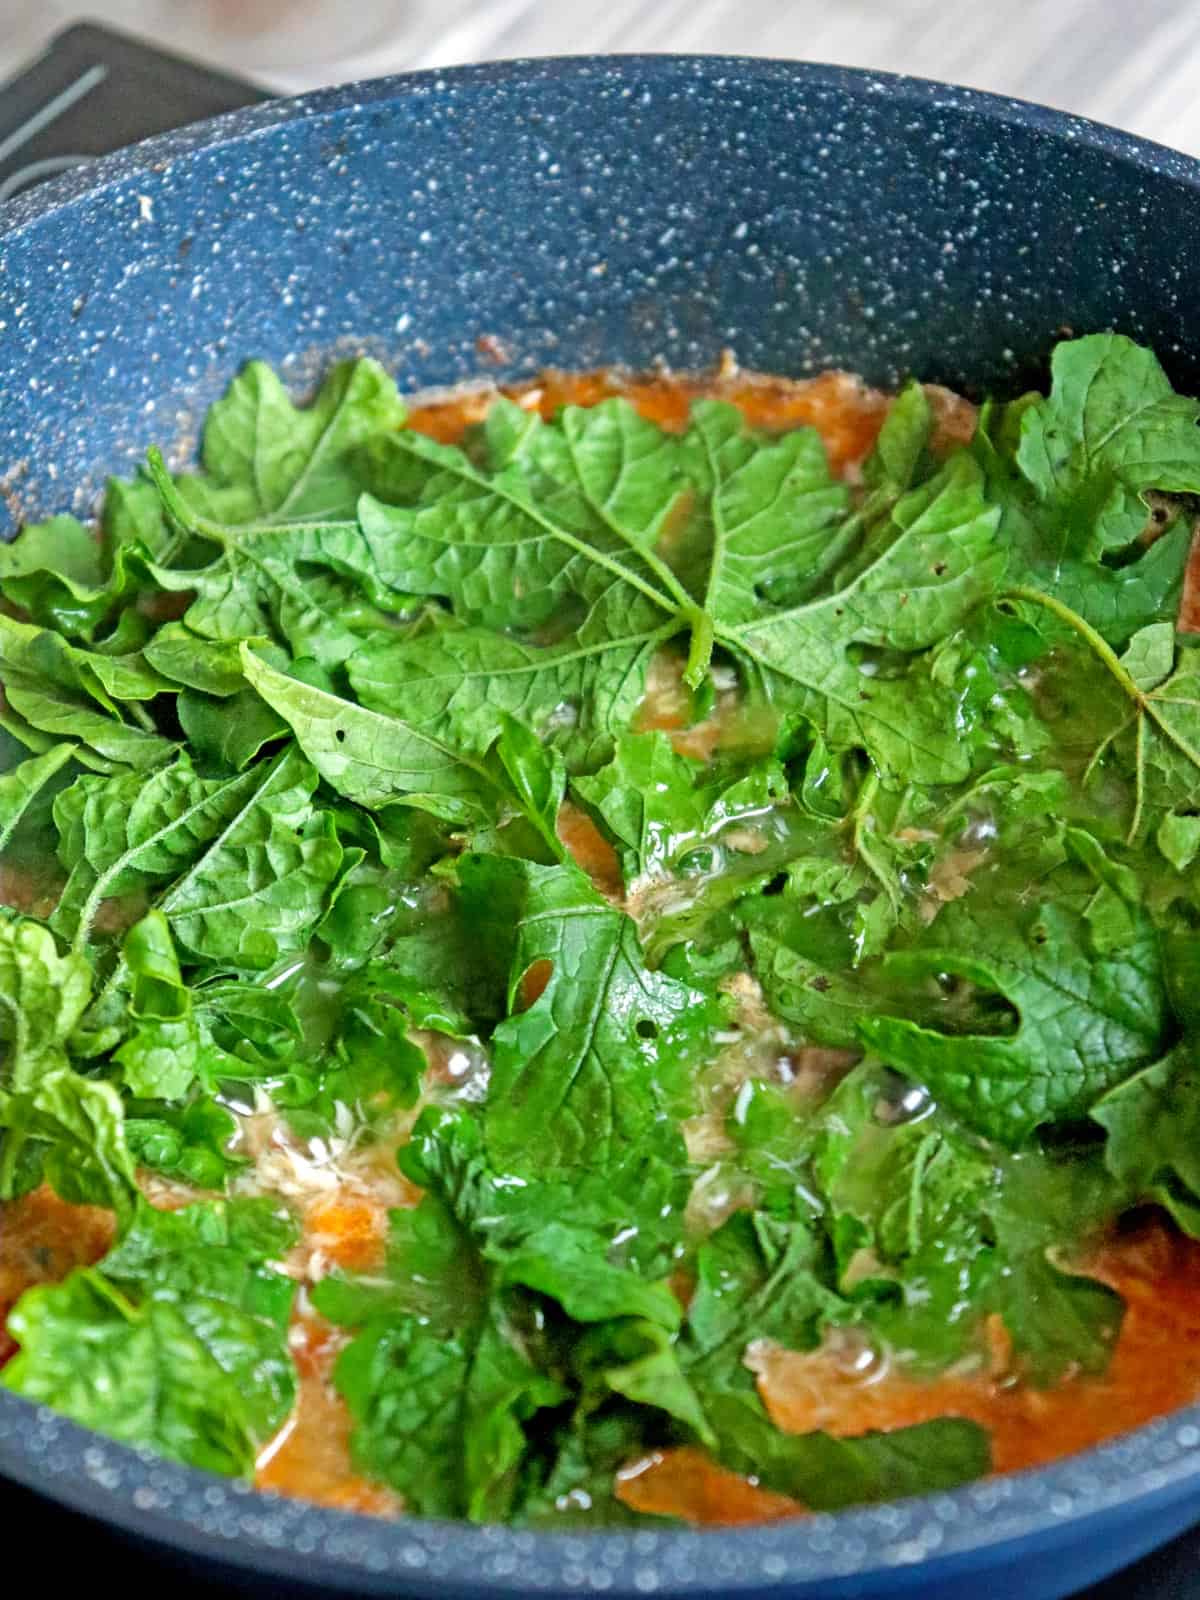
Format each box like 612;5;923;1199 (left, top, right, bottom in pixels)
682;608;716;689
146;449;233;547
1130;713;1146;844
1002;585;1144;704
850;770;879;858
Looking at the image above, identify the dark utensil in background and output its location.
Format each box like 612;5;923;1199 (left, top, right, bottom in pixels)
4;29;1200;1600
0;22;266;202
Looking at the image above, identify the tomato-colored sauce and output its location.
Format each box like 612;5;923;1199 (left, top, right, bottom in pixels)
0;1188;115;1365
621;1221;1200;1523
256;1313;401;1517
405;366;975;480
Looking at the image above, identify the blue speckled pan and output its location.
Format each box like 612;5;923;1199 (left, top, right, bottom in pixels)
1;53;1200;1600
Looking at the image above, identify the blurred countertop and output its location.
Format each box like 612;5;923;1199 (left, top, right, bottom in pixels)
4;0;1200;156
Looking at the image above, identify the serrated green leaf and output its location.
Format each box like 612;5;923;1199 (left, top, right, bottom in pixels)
456;855;722;1177
241;646;500;820
678;400;850;628
729;454;1005;784
1093;1045;1200;1235
202;358;407;522
1017;333;1200;556
4;1198;297;1476
860;896;1168;1143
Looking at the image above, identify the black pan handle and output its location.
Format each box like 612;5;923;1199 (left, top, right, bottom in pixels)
0;20;268;202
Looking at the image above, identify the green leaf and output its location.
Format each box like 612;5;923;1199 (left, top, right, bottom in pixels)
201;358;407;522
4;1274;266;1475
859;895;1168;1143
519;1408;678;1527
1110;637;1200;832
979;591;1200;842
177;686;288;771
0;916;91;1094
574;1318;714;1446
572;731;790;885
1017;333;1200;557
799;1064;998;1371
745;929;881;1051
331;1302;565;1521
0;613;175;772
273;967;427;1132
491;1222;682;1329
729;454;1006;784
684;1211;842;1385
458;855;723;1177
864;381;934;494
793;1062;1122;1382
985;1150;1126;1381
677;401;850;628
368;881;509;1034
3;1197;298;1476
0;672;170;771
112;912;220;1100
346;622;660;776
314;1193;486;1336
359;398;686;634
0;610;170;702
703;1389;989;1510
462;1306;569;1521
142;624;252;697
976;337;1200;648
0;515;112;637
99;1196;296;1323
1120;622;1176;691
146;380;412;668
334;1316;473;1516
489;713;567;861
53;746;339;969
1093;1045;1200;1235
240;646;501;820
5;1068;136;1214
0;743;76;853
1157;811;1200;871
125;1097;244;1191
401;1104;690;1284
350;395;692;758
346;399;1005;787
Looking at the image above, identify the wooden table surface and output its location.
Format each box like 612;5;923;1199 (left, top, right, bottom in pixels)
4;0;1200;158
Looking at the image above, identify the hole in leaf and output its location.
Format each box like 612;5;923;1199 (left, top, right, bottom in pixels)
635;1018;659;1041
929;972;1019;1036
335;727;347;743
517;958;554;1010
932;561;948;576
762;873;788;897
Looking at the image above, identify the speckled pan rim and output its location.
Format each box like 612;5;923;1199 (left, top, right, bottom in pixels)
2;1382;1200;1593
1;51;1200;1594
4;50;1200;245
